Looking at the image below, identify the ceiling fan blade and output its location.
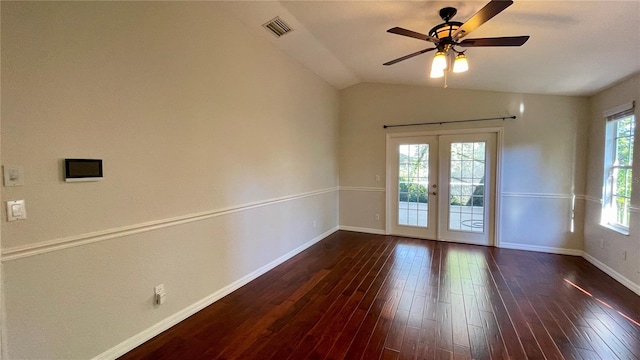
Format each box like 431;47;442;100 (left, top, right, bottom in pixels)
387;27;439;43
383;47;437;66
459;36;529;47
452;0;513;39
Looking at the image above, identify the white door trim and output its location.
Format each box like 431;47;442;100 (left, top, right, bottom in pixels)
437;133;496;246
385;127;504;247
387;135;439;239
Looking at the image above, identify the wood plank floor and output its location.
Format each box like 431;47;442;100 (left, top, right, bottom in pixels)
119;231;640;360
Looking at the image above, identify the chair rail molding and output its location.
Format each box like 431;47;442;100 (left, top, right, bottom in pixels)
339;186;386;192
501;192;574;199
2;187;339;262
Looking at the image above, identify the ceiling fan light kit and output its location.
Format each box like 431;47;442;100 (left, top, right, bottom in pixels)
384;0;529;82
428;50;468;78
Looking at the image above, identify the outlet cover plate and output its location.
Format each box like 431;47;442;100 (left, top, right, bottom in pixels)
154;284;165;295
6;200;26;221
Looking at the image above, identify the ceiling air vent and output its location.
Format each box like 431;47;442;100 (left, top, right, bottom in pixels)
263;17;293;38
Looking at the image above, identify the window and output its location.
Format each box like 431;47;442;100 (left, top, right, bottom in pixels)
602;101;635;233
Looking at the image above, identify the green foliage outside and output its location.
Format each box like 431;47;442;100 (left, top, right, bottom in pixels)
398;144;430;204
612;115;635;226
450;143;485;207
398;142;487;206
399;180;428;203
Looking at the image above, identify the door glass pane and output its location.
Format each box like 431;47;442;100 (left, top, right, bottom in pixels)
449;142;485;232
398;144;429;227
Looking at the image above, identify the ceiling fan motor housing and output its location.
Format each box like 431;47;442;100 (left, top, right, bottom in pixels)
429;22;462;42
429;7;462;44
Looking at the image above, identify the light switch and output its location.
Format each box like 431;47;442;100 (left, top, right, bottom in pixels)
6;200;26;221
3;165;24;187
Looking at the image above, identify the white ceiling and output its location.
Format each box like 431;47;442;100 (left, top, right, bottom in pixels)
220;1;640;96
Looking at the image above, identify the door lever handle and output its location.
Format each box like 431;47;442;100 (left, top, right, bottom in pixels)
431;192;437;196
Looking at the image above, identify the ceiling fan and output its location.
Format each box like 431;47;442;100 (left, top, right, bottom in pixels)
384;0;529;78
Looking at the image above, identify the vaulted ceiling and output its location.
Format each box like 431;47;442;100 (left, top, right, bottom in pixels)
219;1;640;96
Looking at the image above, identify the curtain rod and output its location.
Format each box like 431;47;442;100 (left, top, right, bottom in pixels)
383;115;516;129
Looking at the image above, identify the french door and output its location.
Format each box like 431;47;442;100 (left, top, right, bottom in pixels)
387;132;497;246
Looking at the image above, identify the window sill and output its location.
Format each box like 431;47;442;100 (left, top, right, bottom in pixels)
599;223;630;236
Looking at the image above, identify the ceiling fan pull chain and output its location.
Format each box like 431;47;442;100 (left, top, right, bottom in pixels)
444;54;450;88
444;69;448;88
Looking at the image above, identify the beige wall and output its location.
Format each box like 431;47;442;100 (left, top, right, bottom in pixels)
1;1;637;359
339;83;590;252
584;74;640;292
1;2;339;358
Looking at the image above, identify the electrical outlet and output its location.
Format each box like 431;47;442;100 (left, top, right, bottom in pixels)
375;214;380;221
375;175;380;182
313;220;317;228
154;284;166;305
154;284;164;294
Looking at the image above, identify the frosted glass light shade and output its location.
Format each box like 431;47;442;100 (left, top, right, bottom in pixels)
453;53;469;73
430;66;444;78
432;51;447;72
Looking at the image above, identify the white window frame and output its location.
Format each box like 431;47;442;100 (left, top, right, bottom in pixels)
601;101;635;235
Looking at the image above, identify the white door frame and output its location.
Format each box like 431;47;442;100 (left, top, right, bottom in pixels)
385;127;504;247
387;135;439;239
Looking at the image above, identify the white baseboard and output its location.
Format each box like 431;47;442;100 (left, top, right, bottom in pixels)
338;225;386;235
92;226;338;360
499;242;583;256
500;243;640;296
582;252;640;296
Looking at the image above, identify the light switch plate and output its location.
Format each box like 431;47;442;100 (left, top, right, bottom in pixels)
6;200;26;221
3;165;24;187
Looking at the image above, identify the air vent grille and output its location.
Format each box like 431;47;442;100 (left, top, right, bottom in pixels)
263;17;293;37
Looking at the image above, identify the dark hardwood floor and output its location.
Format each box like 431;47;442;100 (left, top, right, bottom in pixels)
119;231;640;360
